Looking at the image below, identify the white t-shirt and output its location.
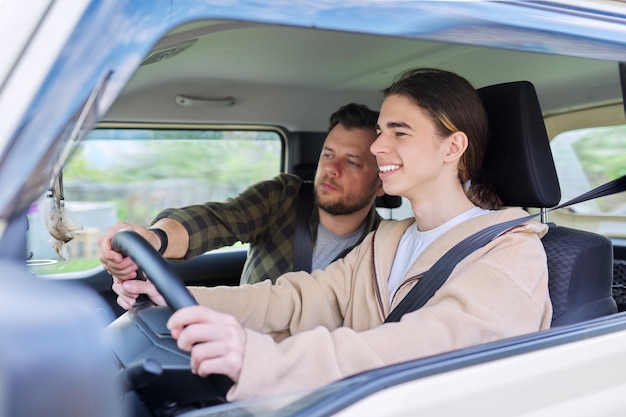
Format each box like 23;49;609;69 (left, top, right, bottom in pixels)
387;207;490;302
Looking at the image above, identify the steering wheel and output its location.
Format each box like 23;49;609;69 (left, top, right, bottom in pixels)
106;229;232;417
111;229;197;310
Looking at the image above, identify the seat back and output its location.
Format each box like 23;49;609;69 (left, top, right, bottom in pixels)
477;81;617;326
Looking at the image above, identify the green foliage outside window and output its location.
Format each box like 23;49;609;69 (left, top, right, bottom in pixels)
64;129;282;224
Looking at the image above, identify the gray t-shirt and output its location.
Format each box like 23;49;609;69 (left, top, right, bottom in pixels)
312;222;365;271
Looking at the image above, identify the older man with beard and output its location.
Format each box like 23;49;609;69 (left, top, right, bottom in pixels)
98;103;384;285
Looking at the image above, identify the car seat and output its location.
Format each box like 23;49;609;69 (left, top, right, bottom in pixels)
477;81;617;326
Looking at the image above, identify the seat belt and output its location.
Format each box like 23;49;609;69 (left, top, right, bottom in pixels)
385;174;626;323
293;180;314;272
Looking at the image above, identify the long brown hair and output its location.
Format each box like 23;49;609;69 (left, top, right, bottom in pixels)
383;68;502;209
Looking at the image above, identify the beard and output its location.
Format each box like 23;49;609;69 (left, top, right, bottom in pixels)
314;178;377;216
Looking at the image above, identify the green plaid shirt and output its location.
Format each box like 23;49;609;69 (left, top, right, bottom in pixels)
154;173;381;285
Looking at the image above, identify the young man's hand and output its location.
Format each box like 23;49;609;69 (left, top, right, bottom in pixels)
168;306;246;383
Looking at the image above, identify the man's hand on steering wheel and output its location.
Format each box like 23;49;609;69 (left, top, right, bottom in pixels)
99;222;160;280
112;277;166;310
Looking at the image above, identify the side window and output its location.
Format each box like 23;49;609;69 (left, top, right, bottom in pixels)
28;128;283;275
550;124;626;235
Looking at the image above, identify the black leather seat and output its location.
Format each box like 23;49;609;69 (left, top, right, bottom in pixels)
477;81;617;326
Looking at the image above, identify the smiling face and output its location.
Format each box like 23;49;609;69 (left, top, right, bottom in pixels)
314;123;383;215
372;94;464;203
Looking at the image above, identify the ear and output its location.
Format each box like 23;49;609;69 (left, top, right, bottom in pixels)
444;131;468;163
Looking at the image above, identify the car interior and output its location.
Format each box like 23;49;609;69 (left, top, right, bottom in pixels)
34;18;626;324
7;2;626;417
96;21;622;417
104;78;619;416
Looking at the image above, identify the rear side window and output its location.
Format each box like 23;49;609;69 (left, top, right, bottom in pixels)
551;124;626;215
27;128;283;274
549;123;626;239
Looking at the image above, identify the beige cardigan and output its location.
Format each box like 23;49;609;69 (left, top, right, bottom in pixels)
189;207;552;401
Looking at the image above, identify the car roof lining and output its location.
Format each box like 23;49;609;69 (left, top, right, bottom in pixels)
104;19;623;131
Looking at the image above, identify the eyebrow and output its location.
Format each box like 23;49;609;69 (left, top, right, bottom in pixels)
377;121;413;130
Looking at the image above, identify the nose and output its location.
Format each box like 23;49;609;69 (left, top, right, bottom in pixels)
370;132;388;156
325;158;340;177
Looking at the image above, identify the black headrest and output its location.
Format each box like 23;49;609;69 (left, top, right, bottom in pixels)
292;163;317;180
376;194;402;209
477;81;561;208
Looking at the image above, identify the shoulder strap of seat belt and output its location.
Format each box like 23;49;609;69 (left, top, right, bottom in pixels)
293;180;314;273
385;174;626;323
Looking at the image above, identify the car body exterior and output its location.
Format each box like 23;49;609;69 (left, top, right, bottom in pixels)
2;1;626;416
